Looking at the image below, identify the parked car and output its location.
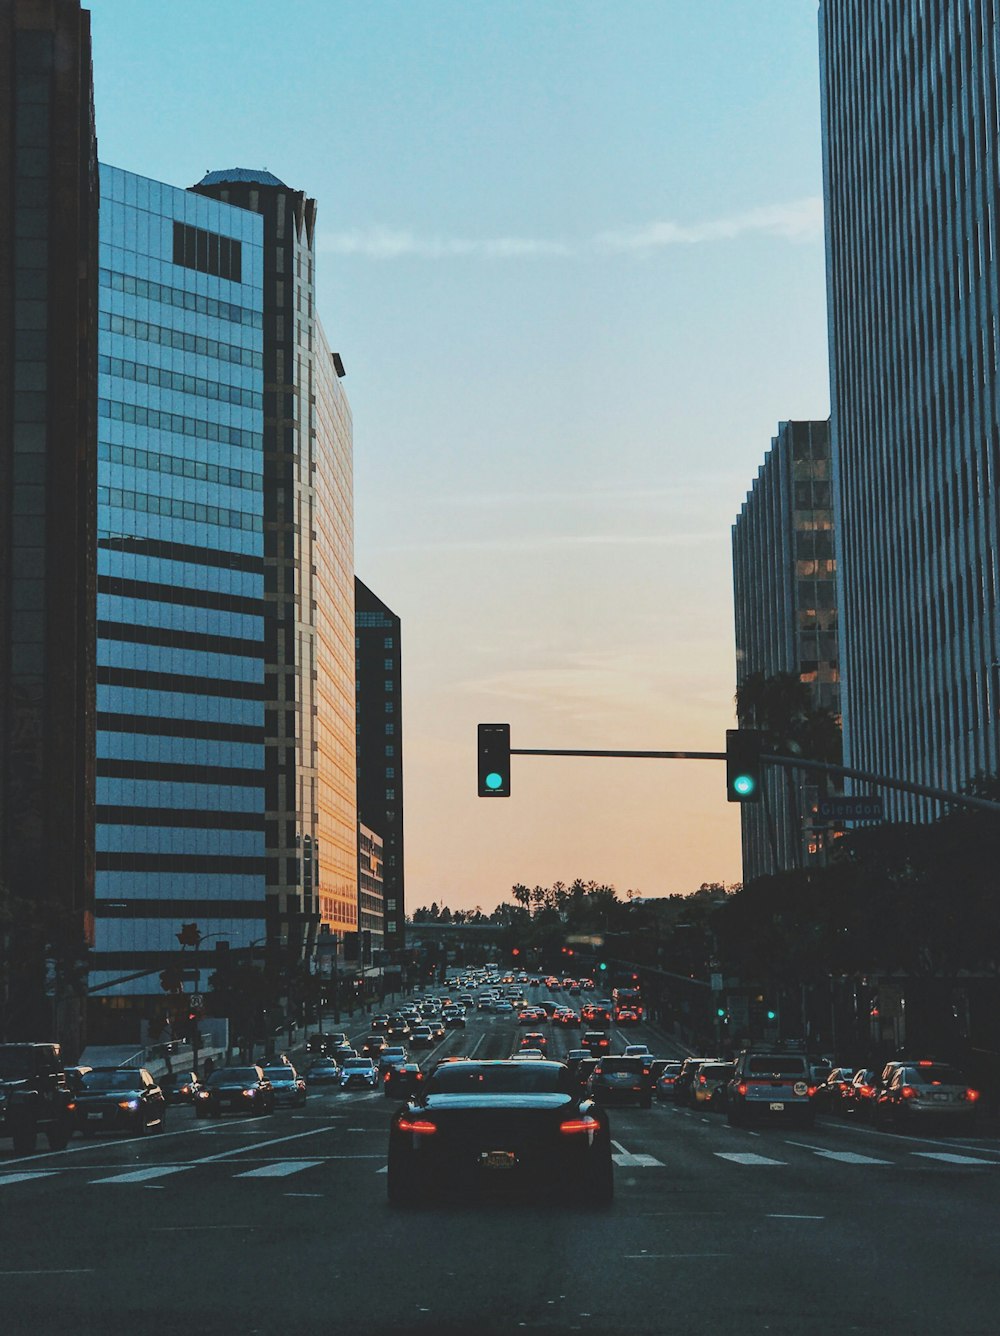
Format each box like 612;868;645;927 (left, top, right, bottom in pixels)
74;1067;166;1135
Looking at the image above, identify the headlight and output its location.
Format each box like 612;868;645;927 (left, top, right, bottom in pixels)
242;1089;256;1097
118;1098;141;1110
196;1091;209;1100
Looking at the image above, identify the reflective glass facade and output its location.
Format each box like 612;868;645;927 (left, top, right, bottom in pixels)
820;1;1000;814
93;165;266;998
733;421;840;882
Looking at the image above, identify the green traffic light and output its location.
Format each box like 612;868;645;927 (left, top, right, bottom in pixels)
766;1009;777;1021
733;774;756;797
485;771;503;790
598;962;607;971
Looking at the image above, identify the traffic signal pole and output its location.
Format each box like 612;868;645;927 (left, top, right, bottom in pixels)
498;739;1000;815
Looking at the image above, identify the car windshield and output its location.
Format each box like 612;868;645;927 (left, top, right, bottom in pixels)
209;1069;258;1085
263;1067;295;1079
344;1059;372;1070
81;1070;142;1090
600;1058;643;1074
427;1062;570;1095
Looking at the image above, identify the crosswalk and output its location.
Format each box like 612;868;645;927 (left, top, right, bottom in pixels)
1;1141;997;1191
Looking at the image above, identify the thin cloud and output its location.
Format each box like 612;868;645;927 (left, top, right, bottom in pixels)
373;531;717;555
318;197;823;259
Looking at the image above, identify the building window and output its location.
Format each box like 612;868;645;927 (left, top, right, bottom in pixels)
385;745;394;756
384;680;394;692
384;703;394;713
384;637;394;649
385;724;394;735
385;767;395;778
172;221;242;282
383;659;393;670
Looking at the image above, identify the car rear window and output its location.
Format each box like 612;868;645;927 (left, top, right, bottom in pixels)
908;1065;964;1085
701;1064;735;1079
600;1058;644;1073
747;1057;809;1076
428;1062;569;1095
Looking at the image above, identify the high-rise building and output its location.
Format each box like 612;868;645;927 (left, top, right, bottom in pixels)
91;165;267;1033
733;420;839;882
192;171;358;955
358;822;384;965
0;0;98;1046
820;1;1000;813
355;578;404;951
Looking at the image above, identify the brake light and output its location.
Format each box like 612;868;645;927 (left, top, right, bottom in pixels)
900;1085;918;1099
859;1084;874;1097
965;1088;980;1102
737;1082;748;1096
398;1118;437;1135
918;1060;933;1066
559;1117;598;1135
698;1075;707;1084
65;1101;76;1111
807;1085;818;1097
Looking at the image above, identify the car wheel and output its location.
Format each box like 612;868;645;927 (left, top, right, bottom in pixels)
12;1123;38;1156
47;1124;71;1151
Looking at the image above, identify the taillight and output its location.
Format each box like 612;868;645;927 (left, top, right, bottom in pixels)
807;1085;818;1097
559;1117;598;1135
737;1082;748;1096
698;1075;707;1084
900;1085;918;1099
398;1118;437;1135
965;1088;980;1102
859;1084;874;1097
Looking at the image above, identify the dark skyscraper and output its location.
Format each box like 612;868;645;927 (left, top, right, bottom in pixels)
0;0;98;1043
355;578;404;952
820;1;1000;812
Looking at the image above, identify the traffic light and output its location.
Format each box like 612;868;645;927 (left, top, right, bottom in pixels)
598;961;607;973
159;966;183;993
176;922;202;947
726;728;764;803
477;723;511;797
511;947;521;958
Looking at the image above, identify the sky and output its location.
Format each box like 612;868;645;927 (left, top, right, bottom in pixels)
86;0;831;913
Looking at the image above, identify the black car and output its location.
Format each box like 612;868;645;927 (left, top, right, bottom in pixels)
383;1062;426;1100
74;1067;166;1135
305;1058;342;1086
261;1064;307;1107
196;1066;274;1118
586;1056;653;1108
387;1059;613;1207
158;1071;202;1105
0;1043;77;1154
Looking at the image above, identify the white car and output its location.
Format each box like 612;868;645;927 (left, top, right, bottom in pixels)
623;1044;652;1059
493;1001;514;1015
512;1049;545;1061
339;1057;378;1090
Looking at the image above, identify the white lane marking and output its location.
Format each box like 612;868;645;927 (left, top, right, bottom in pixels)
814;1150;892;1165
193;1125;340;1164
768;1214;825;1220
469;1034;486;1058
234;1160;323;1179
90;1165;196;1185
0;1269;95;1275
715;1152;786;1166
913;1152;997;1166
376;1165;388;1174
0;1172;60;1186
285;1192;324;1197
612;1153;664;1167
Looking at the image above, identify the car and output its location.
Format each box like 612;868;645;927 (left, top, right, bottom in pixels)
370;1015;391;1033
383;1063;426;1100
197;1066;274;1118
616;1008;639;1025
378;1047;410;1075
305;1058;341;1086
587;1056;653;1108
0;1043;78;1154
581;1031;611;1053
386;1017;412;1040
672;1056;714;1105
409;1026;436;1050
873;1061;980;1130
841;1067;881;1118
158;1071;202;1105
563;1048;591;1074
493;1001;514;1016
557;1010;581;1027
518;1031;547;1051
340;1057;379;1090
690;1061;735;1109
727;1051;816;1127
261;1063;307;1107
386;1059;613;1206
330;1043;356;1064
655;1061;684;1100
623;1044;652;1059
813;1066;855;1114
73;1066;166;1135
362;1035;389;1059
512;1049;545;1061
443;1009;467;1029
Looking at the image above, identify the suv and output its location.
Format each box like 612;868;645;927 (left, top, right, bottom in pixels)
0;1043;77;1155
727;1050;816;1127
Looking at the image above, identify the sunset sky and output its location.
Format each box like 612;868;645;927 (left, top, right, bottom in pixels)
86;0;830;912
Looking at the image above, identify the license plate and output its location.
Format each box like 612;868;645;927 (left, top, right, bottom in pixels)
480;1150;517;1171
932;1093;950;1101
769;1102;785;1111
86;1111;103;1119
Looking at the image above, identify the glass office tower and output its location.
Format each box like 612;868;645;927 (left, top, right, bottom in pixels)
733;420;840;883
92;165;265;1028
820;1;1000;813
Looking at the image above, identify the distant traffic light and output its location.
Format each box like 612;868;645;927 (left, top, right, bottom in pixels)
726;729;764;803
477;723;511;797
176;922;202;947
598;961;607;972
159;966;183;993
511;947;521;958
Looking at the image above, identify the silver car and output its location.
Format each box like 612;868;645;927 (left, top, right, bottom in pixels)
873;1062;981;1130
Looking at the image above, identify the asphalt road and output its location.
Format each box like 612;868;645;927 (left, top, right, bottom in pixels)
2;989;999;1336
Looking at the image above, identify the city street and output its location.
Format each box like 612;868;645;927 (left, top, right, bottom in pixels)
2;989;998;1335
